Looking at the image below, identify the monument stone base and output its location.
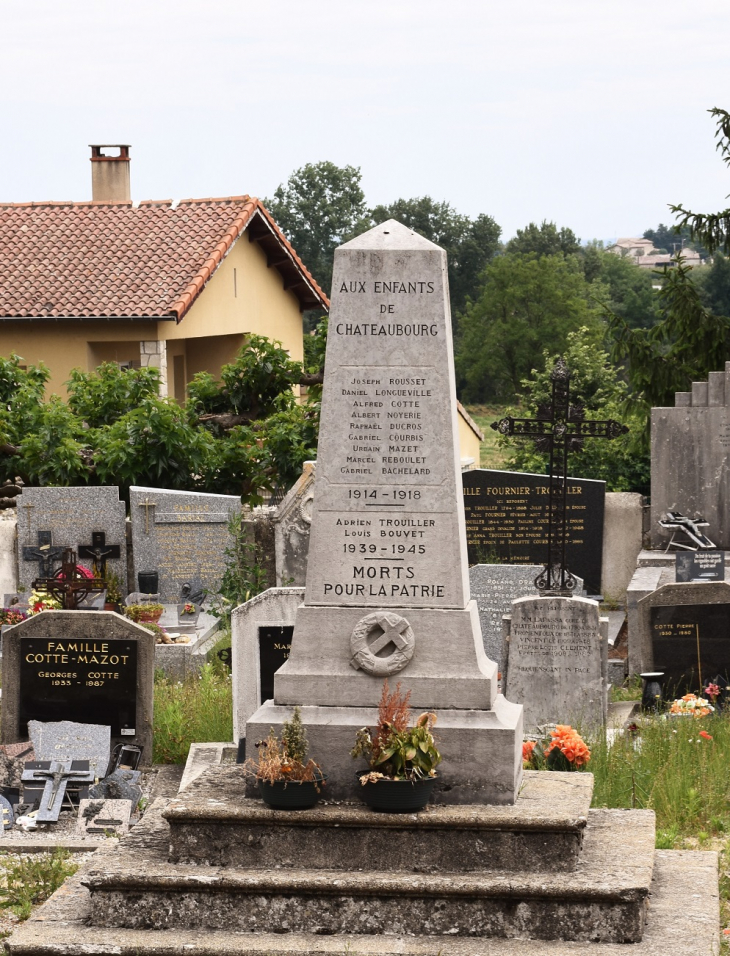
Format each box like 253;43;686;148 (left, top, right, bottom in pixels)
246;697;523;805
273;601;498;709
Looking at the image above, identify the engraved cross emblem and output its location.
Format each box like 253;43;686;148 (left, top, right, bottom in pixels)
138;498;157;535
369;619;410;655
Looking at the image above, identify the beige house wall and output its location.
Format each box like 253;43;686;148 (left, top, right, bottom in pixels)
159;234;305;365
0;320;159;397
457;410;482;469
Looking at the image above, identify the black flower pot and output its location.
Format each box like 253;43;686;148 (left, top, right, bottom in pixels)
138;570;159;595
258;773;327;811
355;772;437;813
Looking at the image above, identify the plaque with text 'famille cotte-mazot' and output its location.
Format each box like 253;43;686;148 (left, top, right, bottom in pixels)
19;637;137;737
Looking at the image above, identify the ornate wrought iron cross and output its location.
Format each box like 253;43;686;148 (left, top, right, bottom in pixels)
491;358;628;596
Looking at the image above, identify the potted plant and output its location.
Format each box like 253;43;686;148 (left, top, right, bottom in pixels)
104;571;123;612
125;602;164;624
246;706;326;810
351;679;441;813
522;725;591;771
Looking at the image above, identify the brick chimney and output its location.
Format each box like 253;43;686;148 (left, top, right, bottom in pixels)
90;145;131;202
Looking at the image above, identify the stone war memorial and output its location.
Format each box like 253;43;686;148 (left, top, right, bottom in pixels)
247;219;523;804
4;222;720;956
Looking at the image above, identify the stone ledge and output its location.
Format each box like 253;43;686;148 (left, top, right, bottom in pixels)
4;851;719;955
166;767;592;872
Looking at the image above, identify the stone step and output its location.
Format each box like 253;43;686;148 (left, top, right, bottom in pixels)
166;766;593;873
75;802;656;943
5;849;719;955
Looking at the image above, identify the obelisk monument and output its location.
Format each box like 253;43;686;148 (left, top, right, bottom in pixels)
247;220;523;804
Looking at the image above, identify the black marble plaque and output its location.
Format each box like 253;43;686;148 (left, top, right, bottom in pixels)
258;625;293;705
19;637;137;737
650;603;730;695
462;469;605;594
675;551;725;582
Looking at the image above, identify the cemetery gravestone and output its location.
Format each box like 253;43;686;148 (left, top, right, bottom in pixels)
502;596;608;732
231;587;304;741
1;611;154;761
638;581;730;695
246;219;523;805
77;798;132;837
129;486;241;603
652;362;730;549
29;720;110;779
469;564;583;671
16;487;127;594
462;469;605;595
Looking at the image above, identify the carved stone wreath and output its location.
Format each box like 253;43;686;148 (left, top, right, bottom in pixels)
350;611;415;677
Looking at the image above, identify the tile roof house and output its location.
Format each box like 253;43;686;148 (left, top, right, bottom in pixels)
0;145;329;399
607;237;702;270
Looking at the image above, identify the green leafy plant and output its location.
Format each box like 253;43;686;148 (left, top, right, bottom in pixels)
153;663;233;764
0;849;78;920
351;679;441;781
207;514;270;625
103;571;123;605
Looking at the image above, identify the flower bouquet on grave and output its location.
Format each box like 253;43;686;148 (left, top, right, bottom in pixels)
177;601;200;623
351;679;441;812
522;725;591;772
668;693;715;718
244;706;326;810
27;590;63;615
0;608;28;627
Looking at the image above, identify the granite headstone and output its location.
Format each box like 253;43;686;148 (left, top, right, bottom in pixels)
129;486;241;603
638;582;730;695
502;596;608;732
462;469;605;594
16;486;127;594
246;219;523;805
1;611;155;760
469;564;583;671
28;720;111;780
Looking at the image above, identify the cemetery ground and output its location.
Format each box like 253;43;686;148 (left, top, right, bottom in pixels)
1;654;730;947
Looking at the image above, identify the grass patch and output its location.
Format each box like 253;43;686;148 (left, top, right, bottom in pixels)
153;662;233;764
0;850;78;920
462;404;514;469
609;674;643;702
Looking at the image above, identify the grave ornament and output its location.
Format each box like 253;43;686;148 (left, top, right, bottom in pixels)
32;548;105;610
491;357;627;596
77;531;122;578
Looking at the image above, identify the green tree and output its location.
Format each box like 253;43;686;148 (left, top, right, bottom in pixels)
693;253;730;318
584;246;661;329
606;258;730;444
265;161;372;297
642;223;699;255
370;196;501;316
455;253;604;402
498;329;650;494
66;363;162;427
670;107;730;254
505;220;580;258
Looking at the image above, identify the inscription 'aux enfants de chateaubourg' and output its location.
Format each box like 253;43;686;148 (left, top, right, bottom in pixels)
306;233;468;610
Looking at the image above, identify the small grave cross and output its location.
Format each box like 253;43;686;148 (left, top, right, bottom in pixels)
21;760;95;822
138;497;157;534
78;531;121;578
22;531;66;578
33;548;106;609
491;357;628;596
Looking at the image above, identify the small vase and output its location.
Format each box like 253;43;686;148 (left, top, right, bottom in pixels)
139;608;163;624
355;772;437;813
259;773;327;811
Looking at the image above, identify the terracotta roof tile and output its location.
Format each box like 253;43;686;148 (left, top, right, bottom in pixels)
0;197;329;320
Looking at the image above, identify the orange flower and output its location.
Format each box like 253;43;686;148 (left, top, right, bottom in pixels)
522;741;536;765
699;730;713;740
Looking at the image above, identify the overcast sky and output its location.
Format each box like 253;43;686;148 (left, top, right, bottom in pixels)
2;1;728;244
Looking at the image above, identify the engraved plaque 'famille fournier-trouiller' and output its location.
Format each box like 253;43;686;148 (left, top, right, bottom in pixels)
246;219;523;805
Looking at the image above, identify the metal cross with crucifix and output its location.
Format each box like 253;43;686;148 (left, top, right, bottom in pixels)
21;760;95;822
22;531;66;578
78;531;121;579
32;548;106;609
491;357;628;596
